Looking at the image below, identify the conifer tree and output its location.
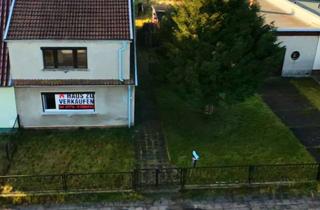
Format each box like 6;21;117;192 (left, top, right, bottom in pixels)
156;0;284;111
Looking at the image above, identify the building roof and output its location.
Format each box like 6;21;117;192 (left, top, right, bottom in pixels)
257;0;320;30
289;0;320;16
0;0;11;87
5;0;133;40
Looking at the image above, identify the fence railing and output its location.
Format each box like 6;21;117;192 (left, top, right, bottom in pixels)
0;163;319;195
0;172;133;194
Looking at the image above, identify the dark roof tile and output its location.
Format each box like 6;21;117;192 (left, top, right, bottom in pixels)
0;0;11;87
6;0;132;40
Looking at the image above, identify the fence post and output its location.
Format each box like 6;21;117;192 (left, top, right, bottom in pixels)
317;164;320;181
248;165;255;184
62;173;68;192
5;143;9;161
155;169;160;187
17;115;21;128
180;168;187;191
132;169;139;191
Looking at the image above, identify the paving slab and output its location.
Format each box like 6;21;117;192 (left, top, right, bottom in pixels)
306;147;320;162
275;109;320;128
262;78;302;92
262;95;314;111
292;127;320;147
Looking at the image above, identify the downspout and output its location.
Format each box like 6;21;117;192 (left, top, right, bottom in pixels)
118;41;128;82
3;0;16;41
132;0;138;86
127;85;132;128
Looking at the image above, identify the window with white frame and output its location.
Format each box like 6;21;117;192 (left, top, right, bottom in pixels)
42;92;95;113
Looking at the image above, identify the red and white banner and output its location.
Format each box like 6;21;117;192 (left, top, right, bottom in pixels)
56;93;95;110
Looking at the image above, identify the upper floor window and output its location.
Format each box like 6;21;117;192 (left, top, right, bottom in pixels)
42;48;88;69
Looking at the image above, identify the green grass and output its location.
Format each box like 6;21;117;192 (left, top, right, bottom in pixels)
0;136;10;175
1;128;135;175
155;88;314;167
291;78;320;110
0;192;145;206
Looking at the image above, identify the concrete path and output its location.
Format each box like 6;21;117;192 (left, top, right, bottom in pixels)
7;196;320;209
134;50;171;170
261;78;320;161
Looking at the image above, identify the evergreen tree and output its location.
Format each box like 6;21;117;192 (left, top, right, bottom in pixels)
155;0;284;111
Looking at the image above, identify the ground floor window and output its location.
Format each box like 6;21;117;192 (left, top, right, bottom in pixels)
41;92;95;113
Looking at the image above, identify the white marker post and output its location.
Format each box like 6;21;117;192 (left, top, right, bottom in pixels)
192;151;200;168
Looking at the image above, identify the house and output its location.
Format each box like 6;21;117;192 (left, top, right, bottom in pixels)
3;0;137;128
0;0;18;131
258;0;320;77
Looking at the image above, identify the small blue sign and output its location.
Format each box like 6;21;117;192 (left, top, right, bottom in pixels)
192;150;200;160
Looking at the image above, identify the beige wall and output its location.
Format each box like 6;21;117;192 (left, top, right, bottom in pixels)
7;40;131;80
15;86;135;128
278;36;319;76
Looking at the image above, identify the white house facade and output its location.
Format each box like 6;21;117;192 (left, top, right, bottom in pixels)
3;0;137;128
259;0;320;77
0;0;17;131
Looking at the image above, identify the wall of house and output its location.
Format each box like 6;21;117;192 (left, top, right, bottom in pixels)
313;37;320;70
278;36;319;76
15;85;135;128
7;40;131;80
0;87;17;128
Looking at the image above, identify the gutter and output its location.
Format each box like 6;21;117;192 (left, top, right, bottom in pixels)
277;28;320;32
134;41;138;86
118;41;128;81
128;0;134;40
127;85;132;128
132;0;138;86
3;0;16;41
277;28;320;36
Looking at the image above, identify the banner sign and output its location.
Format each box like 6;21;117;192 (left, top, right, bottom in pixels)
56;93;95;110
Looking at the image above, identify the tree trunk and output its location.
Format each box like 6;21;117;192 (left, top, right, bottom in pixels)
204;104;215;115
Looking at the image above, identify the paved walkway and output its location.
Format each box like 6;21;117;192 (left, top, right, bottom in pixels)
8;196;320;209
134;50;171;170
261;78;320;161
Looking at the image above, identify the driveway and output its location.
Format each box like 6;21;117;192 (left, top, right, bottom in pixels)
262;78;320;161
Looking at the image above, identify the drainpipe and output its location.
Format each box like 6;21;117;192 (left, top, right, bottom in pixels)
118;41;128;82
127;85;132;128
132;0;138;86
3;0;16;41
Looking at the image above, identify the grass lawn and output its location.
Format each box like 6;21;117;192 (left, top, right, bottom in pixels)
0;138;10;175
291;78;320;110
155;88;314;167
1;128;135;175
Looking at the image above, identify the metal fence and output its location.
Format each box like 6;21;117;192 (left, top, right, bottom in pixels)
0;163;319;195
0;172;133;194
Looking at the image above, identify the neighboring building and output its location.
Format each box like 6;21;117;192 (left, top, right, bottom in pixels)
258;0;320;77
0;0;17;130
3;0;137;128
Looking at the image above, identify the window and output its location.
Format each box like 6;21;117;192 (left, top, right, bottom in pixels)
43;50;55;69
42;93;56;110
77;49;88;68
42;48;88;69
57;50;74;68
41;92;95;113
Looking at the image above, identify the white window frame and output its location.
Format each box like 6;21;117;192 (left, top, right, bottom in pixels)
41;92;96;115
